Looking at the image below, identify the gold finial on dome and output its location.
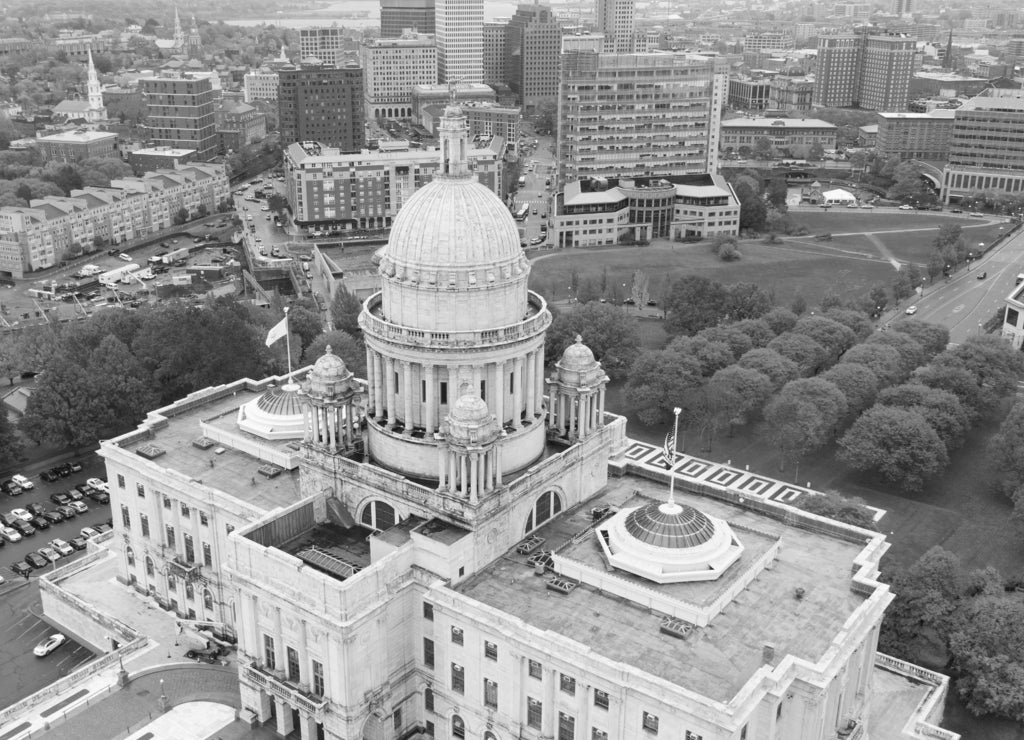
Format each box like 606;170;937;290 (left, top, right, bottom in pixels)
574;334;583;343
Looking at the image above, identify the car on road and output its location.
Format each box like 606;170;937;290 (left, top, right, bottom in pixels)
68;501;88;515
69;536;87;551
26;503;46;517
977;271;987;279
118;253;132;262
11;561;31;577
898;204;913;210
37;546;59;562
54;464;72;477
56;505;76;520
968;213;984;219
42;510;64;524
50;539;74;557
33;633;66;657
10;508;32;522
24;551;47;568
86;478;107;492
1;526;22;543
79;527;100;539
12;474;33;490
860;204;875;209
49;492;71;506
905;305;918;315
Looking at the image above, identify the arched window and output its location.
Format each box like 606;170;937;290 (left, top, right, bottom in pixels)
451;715;465;739
203;589;214;612
360;500;397;531
524;490;563;534
126;546;135;567
145;556;154;576
484;732;498;740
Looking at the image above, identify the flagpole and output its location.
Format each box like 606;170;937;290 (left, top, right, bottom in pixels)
284;306;292;382
668;406;681;506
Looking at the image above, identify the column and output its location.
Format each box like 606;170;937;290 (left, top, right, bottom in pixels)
557;393;566;435
491;362;503;428
544;667;557;737
449;456;457;494
598;387;606;425
365;346;374;415
384;357;396;428
525;351;536;420
534;349;545;416
255;690;273;723
472;365;483;399
275;697;295;736
592;393;600;430
569;396;577;439
272;607;284;670
547;387;557;430
495;445;503;486
345;401;354;446
469;454;479;504
373;353;384;421
512;357;524;429
579;395;588;438
303;408;312;443
425;365;436;434
460;455;468;498
403;361;414;433
326;407;336;450
297;618;309;687
437;447;447;489
298;713;318;740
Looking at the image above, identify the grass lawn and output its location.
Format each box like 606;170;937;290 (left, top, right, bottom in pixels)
792;211;975;233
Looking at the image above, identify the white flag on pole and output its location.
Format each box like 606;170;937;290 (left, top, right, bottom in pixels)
265;316;288;347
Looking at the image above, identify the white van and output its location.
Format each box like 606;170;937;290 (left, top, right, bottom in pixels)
118;253;132;262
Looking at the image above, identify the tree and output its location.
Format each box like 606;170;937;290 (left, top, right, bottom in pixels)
764;378;847;471
545;302;640;380
820;363;879;416
866;331;925;377
329;286;363;336
841;343;906;388
707;365;772;430
79;157;133;187
695;326;753;361
663;276;729;335
949;596;1024;721
913;362;983;417
877;383;971;451
725;282;772;321
889;320;949;359
942;336;1024;409
0;332;19;385
766;332;828;376
761;307;798;335
267;193;288;215
731;318;775;348
934;224;963;251
792;316;856;365
710;234;741;261
823;308;874;341
838;406;949;491
986;398;1024;498
287;305;323;352
887;161;929;202
793;489;876;530
665;336;734;377
753;137;774;159
808;143;825;161
173;207;189;226
765;178;788;209
303;330;366;376
737;348;799;390
625;350;704;426
868;283;888;314
892;269;915;302
734;181;767;232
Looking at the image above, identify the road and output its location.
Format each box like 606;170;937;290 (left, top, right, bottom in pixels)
512;128;557;248
888;223;1024;344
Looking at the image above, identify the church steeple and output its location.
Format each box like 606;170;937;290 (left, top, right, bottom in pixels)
86;47;103;113
173;8;185;47
944;29;954;69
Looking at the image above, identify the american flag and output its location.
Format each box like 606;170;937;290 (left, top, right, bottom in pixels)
663;428;676;468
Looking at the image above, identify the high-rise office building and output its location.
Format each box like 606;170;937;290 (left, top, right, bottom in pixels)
506;4;562;113
436;0;484;83
380;0;435;37
814;31;915;111
278;63;365;151
139;75;218;161
893;0;913;15
361;32;438;120
482;20;508;87
557;50;725;185
299;27;350;68
941;89;1024;202
595;0;636;52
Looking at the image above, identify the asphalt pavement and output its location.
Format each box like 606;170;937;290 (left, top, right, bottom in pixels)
513;130;557;248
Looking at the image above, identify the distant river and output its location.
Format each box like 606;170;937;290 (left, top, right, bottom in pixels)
224;0;520;29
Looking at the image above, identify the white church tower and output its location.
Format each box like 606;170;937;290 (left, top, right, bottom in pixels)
86;48;106;119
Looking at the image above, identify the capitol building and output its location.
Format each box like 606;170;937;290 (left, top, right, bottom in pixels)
85;104;959;740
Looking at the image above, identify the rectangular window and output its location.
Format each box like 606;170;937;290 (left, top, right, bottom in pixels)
685;732;703;740
451;626;463;645
393;708;402;731
509;371;514;394
642;712;659;733
141;514;150;538
559;713;576;740
484;641;497;660
264;634;275;670
287;646;300;682
312;660;324;696
594;689;609;709
426;720;434;736
529;659;542;679
484;678;498;709
480;379;486;400
422;379;426;400
165;525;175;549
181;503;190;519
425;687;434;712
527;697;543;729
136;482;145;498
740;726;747;740
560;673;576;695
451;663;464;693
423;602;434;621
121;505;131;529
202;542;212;566
440;381;448;404
117;474;125;488
163;494;171;510
423;637;435;668
592;730;608;740
200;511;209;526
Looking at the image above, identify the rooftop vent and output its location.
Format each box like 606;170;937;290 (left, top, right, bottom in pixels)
660;616;694;640
192;436;215;450
762;643;776;665
136;444;165;460
546;576;578;595
257;463;284;478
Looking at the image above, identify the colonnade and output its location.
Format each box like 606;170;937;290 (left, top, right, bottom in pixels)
364;346;545;433
303;399;358;452
548;386;606;440
437;444;502;502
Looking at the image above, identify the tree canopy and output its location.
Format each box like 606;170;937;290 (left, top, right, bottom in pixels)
838;406;948;491
545;302;639;380
737;348;800;391
764;377;847;469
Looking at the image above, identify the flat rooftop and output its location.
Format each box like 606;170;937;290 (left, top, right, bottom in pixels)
280;521;375;579
456;474;870;702
114;382;305;512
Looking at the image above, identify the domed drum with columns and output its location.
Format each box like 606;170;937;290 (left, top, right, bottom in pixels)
299;346;364;453
359;102;551;483
547;335;610;442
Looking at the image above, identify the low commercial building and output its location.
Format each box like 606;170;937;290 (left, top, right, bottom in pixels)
410;83;496;124
728;75;773;111
0;164;228;278
768;75;815;111
243;70;279;103
360;32;438;120
215;99;267;154
942;90;1024;203
421;100;520;143
554;173;740;248
876;110;955;161
720;117;837;153
37;129;118;163
129;147;198;172
283;136;505;232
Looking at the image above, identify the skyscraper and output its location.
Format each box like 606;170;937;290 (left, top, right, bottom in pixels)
557;50;726;184
482;20;508;87
278;62;366;151
941;89;1024;202
506;4;562;113
814;31;915;111
435;0;484;83
361;32;438;120
380;0;435;37
140;75;218;161
595;0;636;53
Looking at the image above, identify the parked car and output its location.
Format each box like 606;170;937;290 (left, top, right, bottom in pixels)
24;551;47;568
26;503;46;517
33;633;66;657
36;546;59;563
42;510;64;524
86;478;108;492
11;474;33;490
1;526;22;543
87;490;110;504
1;480;22;496
49;492;71;506
185;645;226;663
94;522;112;534
10;561;32;577
68;501;88;515
55;464;72;477
12;520;35;537
56;505;76;520
29;516;49;531
74;483;93;495
40;470;59;483
0;513;16;528
69;536;88;551
66;489;83;502
905;305;918;315
79;527;100;539
898;204;913;210
10;508;32;522
977;271;987;280
50;539;74;557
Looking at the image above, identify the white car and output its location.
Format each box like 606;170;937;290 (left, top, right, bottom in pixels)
68;500;89;514
50;538;74;556
10;508;32;522
86;478;108;492
11;474;33;490
80;526;100;539
1;526;21;543
37;546;60;563
898;204;913;210
33;633;67;657
905;305;918;315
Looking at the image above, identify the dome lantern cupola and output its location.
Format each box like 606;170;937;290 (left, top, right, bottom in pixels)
299;346;365;454
440;392;503;504
547;335;610;442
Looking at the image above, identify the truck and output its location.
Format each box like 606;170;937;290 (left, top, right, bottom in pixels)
162;247;190;265
73;264;102;278
98;263;140;287
134;267;155;281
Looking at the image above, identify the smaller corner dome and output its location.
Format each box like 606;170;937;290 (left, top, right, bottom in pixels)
450;393;490;425
559;334;597;370
311;345;350;382
445;393;500;447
